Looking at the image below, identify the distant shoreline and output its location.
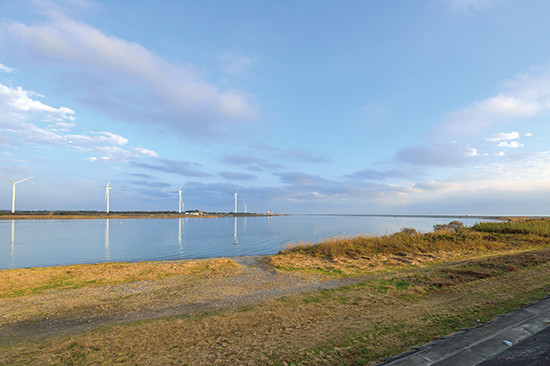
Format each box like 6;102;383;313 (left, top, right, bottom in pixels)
301;213;518;220
0;211;539;221
0;212;282;220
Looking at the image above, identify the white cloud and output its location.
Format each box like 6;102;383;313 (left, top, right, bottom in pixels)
86;156;110;162
0;83;74;123
497;140;522;149
485;131;520;142
464;151;550;192
449;0;496;14
496;151;506;157
0;79;157;162
134;147;159;158
485;131;523;149
0;62;13;73
465;147;478;157
433;68;550;139
98;132;128;146
525;132;533;137
0;16;260;138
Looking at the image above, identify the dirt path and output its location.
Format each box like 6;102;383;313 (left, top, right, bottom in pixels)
0;256;361;344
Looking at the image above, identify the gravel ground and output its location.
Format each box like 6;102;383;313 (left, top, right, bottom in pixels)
0;256;361;344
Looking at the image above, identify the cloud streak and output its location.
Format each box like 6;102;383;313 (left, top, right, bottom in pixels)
0;13;260;139
0;62;14;73
130;158;211;178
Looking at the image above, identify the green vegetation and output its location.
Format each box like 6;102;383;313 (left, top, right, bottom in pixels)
472;219;550;236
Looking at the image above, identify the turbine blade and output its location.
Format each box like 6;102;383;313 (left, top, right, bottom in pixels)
14;176;33;184
0;176;14;184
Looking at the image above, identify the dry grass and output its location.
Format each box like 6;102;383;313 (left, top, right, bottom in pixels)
0;258;240;298
2;249;550;365
269;219;550;275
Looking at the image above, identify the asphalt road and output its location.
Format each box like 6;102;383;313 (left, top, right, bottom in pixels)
477;326;550;366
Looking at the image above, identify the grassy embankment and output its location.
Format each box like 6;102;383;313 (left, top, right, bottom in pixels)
2;219;550;365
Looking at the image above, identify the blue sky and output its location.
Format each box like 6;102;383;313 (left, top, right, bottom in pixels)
1;0;550;215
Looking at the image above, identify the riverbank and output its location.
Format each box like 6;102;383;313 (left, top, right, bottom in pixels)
1;219;550;365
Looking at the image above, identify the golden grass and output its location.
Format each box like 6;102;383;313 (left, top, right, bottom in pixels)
270;220;550;275
0;258;240;298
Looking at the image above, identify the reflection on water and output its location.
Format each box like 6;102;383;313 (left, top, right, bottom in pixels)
178;218;184;255
105;219;110;261
11;220;15;267
233;217;238;245
0;215;492;269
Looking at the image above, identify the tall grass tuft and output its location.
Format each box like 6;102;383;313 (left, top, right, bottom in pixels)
280;219;550;261
280;227;500;260
472;219;550;236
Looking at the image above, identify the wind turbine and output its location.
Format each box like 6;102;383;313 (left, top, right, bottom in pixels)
175;185;183;213
0;176;33;213
234;189;239;213
242;199;247;214
104;179;111;213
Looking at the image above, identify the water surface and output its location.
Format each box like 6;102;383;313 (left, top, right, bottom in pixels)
1;215;488;269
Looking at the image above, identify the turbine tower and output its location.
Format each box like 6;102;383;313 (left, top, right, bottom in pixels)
234;189;239;213
104;179;111;213
176;185;183;213
242;199;247;214
0;176;33;213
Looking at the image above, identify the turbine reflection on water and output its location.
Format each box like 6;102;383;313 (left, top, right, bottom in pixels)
233;217;238;245
10;220;15;267
178;218;184;256
105;219;110;261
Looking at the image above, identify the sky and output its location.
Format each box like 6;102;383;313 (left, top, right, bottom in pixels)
1;0;550;215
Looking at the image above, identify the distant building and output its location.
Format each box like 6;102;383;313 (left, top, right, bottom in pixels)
267;210;273;216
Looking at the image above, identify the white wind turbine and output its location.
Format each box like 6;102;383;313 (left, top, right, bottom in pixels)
104;179;111;213
1;176;33;213
175;185;184;213
234;189;239;213
242;199;247;214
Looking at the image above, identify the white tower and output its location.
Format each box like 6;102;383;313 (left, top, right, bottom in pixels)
234;189;239;213
0;176;33;213
177;185;183;213
104;179;111;213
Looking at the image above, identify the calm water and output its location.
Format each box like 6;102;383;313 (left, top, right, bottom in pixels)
1;215;489;269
